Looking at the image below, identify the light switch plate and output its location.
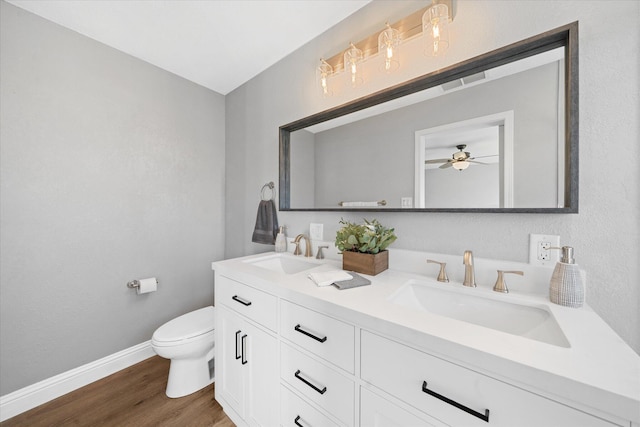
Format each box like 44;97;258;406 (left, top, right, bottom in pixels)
310;223;323;241
401;197;413;208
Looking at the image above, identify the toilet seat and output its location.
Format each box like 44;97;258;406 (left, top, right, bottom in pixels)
152;306;215;345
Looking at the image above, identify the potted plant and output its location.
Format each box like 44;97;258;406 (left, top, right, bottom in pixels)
335;218;397;275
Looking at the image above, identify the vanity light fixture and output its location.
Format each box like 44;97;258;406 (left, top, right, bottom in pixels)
423;2;450;56
316;1;452;95
317;59;333;97
378;23;401;72
344;43;364;87
452;160;470;171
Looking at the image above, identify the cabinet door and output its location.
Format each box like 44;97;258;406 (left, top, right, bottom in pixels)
245;320;278;427
217;306;246;419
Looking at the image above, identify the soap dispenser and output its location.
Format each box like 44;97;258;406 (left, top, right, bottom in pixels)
549;246;584;308
275;226;287;253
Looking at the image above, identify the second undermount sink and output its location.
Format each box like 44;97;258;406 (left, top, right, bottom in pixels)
245;254;320;275
388;280;570;347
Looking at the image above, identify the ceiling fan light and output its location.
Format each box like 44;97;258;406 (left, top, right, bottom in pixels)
452;160;470;170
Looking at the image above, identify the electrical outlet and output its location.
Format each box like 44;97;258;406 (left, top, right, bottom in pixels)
529;234;560;266
401;197;413;208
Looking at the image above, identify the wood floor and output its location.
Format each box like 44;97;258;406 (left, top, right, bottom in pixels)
1;356;234;427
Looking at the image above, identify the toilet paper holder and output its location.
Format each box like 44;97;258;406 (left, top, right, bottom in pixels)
127;278;158;289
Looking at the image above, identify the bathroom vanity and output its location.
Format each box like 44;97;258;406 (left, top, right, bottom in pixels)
212;251;640;427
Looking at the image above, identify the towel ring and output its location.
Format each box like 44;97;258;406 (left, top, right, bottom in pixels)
261;182;275;201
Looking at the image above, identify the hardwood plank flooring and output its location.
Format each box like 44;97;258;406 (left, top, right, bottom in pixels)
1;356;234;427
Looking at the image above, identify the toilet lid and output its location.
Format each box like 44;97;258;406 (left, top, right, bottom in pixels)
153;306;215;343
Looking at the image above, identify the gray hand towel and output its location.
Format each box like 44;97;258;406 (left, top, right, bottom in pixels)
251;200;279;245
333;272;371;290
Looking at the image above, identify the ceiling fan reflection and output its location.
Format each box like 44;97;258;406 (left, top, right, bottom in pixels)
425;144;496;170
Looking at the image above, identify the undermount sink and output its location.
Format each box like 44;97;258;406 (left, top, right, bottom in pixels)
245;254;320;275
388;280;570;347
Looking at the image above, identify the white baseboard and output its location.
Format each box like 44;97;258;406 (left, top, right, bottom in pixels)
0;341;155;422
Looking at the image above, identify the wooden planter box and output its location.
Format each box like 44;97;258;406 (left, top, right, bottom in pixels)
342;250;389;276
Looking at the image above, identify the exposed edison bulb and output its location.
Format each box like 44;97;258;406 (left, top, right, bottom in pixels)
433;22;440;38
378;23;400;73
344;43;363;87
317;59;333;97
423;3;450;56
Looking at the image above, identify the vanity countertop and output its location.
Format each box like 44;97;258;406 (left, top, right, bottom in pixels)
212;251;640;423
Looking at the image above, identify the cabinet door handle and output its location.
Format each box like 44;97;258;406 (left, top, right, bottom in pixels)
232;295;252;306
422;381;490;422
241;334;248;365
294;415;306;427
294;324;327;343
294;370;327;395
235;330;242;360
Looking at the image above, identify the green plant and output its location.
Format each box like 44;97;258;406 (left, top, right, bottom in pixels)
335;218;397;254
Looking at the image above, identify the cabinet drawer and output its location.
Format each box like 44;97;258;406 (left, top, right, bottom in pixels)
281;343;354;427
360;387;440;427
280;300;355;373
217;275;277;331
281;384;340;427
361;331;620;427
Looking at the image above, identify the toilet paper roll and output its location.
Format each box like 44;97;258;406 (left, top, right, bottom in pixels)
137;277;158;295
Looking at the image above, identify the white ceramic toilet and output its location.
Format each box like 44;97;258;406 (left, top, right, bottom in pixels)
151;305;215;398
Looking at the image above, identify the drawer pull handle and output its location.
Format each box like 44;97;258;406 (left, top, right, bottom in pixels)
241;334;248;365
232;295;252;306
294;370;327;395
294;415;306;427
235;330;242;360
422;381;490;423
294;324;327;343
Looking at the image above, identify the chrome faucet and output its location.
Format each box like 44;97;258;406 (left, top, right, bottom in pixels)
463;250;476;287
292;234;313;257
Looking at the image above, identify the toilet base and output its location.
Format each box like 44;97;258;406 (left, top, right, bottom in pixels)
166;351;215;398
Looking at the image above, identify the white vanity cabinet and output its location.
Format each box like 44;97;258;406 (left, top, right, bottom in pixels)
360;331;624;427
213;254;639;427
360;387;443;427
216;277;278;427
279;300;356;427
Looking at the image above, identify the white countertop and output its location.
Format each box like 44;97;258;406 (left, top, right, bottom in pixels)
212;251;640;423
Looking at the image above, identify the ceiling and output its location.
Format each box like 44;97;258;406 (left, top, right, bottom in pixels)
7;0;371;95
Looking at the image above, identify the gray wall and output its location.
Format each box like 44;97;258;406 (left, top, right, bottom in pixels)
225;0;640;353
0;1;225;395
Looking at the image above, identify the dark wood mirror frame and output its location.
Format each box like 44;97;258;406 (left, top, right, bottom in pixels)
279;22;578;213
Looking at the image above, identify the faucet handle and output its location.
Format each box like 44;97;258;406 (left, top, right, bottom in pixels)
427;260;449;283
493;270;524;293
290;239;302;256
316;245;329;259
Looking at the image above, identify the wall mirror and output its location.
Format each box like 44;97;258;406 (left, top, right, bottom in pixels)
279;22;578;213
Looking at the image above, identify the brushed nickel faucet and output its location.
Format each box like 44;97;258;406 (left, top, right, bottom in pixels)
427;259;449;282
292;234;313;257
316;245;329;259
463;250;476;287
493;270;524;293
